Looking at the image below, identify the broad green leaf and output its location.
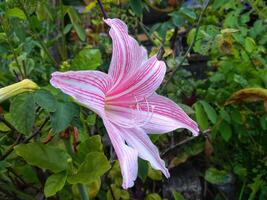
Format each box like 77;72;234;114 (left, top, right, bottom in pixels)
173;191;185;200
6;8;26;20
51;102;80;133
76;135;103;163
72;48;102;70
14;143;69;173
194;102;209;131
10;93;35;135
68;152;110;184
44;171;67;197
219;121;232;142
138;159;149;182
34;89;57;112
145;193;162;200
199;101;217;124
205;167;232;185
129;0;143;16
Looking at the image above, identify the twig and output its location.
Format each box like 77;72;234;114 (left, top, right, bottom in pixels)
23;117;49;143
97;0;108;19
0;134;22;160
160;0;210;93
161;129;210;157
0;117;49;160
0;115;17;132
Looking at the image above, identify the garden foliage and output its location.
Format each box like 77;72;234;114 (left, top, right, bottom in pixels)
0;0;266;199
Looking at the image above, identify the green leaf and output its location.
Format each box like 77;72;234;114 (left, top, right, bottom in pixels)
67;7;86;41
219;121;232;142
14;143;69;173
145;193;162;200
63;24;73;35
73;23;86;41
138;159;149;182
147;164;162;181
244;37;256;53
51;102;80;133
72;48;102;70
205;167;232;185
6;8;26;20
194;102;209;131
34;89;57;112
179;7;196;20
199;101;217;124
129;0;143;16
44;171;67;197
219;110;231;123
76;135;103;163
173;191;185;200
68;152;110;184
10;93;35;135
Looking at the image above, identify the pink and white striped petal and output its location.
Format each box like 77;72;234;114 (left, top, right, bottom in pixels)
50;71;113;116
105;93;199;136
103;119;138;189
106;56;166;103
120;127;170;178
104;18;147;87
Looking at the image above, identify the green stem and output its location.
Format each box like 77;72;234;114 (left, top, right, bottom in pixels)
60;0;68;60
238;180;246;200
63;137;90;200
77;183;90;200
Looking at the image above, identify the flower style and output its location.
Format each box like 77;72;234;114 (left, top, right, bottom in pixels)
50;18;199;189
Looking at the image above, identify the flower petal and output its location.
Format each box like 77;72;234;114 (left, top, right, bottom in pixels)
105;93;199;136
103;119;138;189
120;127;170;178
144;94;199;135
104;18;147;86
50;71;113;116
106;56;166;102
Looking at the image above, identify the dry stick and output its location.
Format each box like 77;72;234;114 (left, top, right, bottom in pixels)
161;129;210;158
97;0;108;19
160;0;210;93
0;115;17;132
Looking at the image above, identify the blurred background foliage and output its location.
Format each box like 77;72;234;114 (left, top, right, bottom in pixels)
0;0;267;199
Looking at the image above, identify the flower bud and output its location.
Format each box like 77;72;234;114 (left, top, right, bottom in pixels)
0;79;39;103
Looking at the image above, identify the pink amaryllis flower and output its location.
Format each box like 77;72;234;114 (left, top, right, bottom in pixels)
50;18;199;189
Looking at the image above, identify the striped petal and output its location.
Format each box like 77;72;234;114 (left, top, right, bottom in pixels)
103;119;138;189
104;18;147;86
50;71;113;116
105;93;199;136
106;56;166;103
120;127;170;178
142;94;199;136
